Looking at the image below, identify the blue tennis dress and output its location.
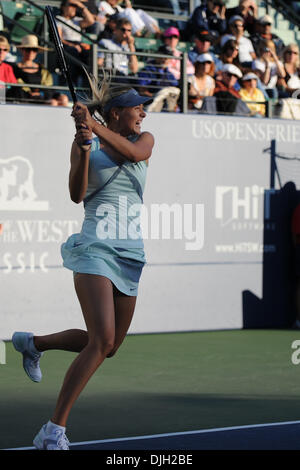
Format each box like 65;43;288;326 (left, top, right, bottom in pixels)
61;136;147;296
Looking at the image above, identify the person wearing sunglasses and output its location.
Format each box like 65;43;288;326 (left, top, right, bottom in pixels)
162;26;194;80
226;0;258;35
250;15;285;58
0;36;17;86
98;17;138;79
239;72;266;116
277;44;300;97
13;35;53;103
221;15;256;68
212;63;251;115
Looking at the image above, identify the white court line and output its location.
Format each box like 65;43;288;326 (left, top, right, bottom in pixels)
5;420;300;450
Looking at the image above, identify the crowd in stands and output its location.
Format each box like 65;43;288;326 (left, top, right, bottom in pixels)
0;0;300;116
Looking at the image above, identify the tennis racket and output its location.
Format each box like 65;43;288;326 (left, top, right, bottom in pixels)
45;5;92;147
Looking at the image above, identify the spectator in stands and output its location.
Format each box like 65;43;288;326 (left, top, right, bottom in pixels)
188;29;215;65
250;15;285;57
214;38;241;75
226;0;258;35
99;0;160;36
98;18;138;80
0;36;17;84
50;92;70;106
239;72;266;116
213;63;246;113
13;35;53;103
98;13;119;40
84;0;107;37
277;44;300;98
188;53;215;110
252;39;286;98
56;0;95;86
185;0;227;42
221;15;256;68
162;26;194;80
136;45;178;98
98;0;123;16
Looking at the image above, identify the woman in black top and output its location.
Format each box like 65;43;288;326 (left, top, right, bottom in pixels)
13;34;53;103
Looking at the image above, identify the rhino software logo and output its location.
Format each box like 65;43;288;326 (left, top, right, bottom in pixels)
0;156;49;211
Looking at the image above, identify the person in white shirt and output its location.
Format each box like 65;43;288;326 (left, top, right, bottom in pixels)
221;15;256;67
252;39;285;98
98;17;138;79
188;53;215;110
98;0;160;36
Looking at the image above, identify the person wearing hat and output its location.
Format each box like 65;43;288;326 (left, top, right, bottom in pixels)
13;35;53;103
188;53;215;110
250;14;285;57
221;15;256;67
0;36;17;85
162;26;194;80
213;63;247;114
239;72;266;116
98;13;119;40
185;0;227;42
13;78;154;450
226;0;258;35
136;44;178;100
188;28;218;66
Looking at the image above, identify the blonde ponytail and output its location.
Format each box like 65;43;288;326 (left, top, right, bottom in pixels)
84;70;132;125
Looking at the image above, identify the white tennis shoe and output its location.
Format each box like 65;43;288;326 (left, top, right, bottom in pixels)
12;332;43;383
33;421;70;450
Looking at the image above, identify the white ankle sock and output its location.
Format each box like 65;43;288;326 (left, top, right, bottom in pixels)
47;420;66;433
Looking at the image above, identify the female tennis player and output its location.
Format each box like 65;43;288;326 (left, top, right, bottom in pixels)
12;78;154;450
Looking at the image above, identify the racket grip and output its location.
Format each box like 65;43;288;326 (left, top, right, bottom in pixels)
81;125;92;149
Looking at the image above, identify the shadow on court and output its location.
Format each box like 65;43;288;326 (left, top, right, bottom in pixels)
69;422;300;450
3;393;300;450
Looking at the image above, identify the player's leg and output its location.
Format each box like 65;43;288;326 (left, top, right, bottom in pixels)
106;286;137;358
51;273;116;427
34;329;88;353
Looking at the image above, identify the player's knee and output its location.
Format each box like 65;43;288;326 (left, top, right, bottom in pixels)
106;346;118;358
90;337;115;359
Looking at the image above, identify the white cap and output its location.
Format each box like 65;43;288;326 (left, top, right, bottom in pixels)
258;14;273;25
222;63;243;78
195;53;214;63
252;59;266;73
242;72;258;81
220;34;235;48
228;15;244;25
